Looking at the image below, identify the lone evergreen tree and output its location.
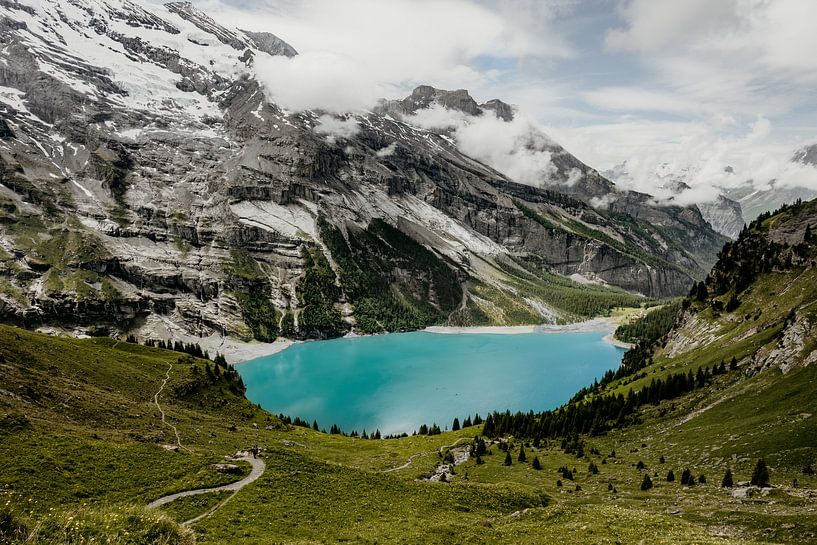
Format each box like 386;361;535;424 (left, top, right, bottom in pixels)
659;455;665;464
452;418;460;431
532;456;542;470
504;451;512;466
666;470;675;482
681;468;692;485
751;459;770;487
640;474;653;491
518;445;527;463
721;468;734;488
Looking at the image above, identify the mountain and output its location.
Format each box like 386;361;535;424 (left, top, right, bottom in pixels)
722;146;817;221
376;85;516;121
2;199;816;543
696;195;745;239
723;182;817;225
604;161;746;239
0;0;725;345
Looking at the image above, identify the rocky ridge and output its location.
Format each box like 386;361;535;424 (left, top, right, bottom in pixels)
664;198;817;375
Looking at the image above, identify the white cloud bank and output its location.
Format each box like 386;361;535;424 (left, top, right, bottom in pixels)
247;0;570;113
565;0;817;202
313;115;360;144
551;116;817;205
408;106;567;187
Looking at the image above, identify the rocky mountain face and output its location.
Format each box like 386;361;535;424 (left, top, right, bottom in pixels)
376;85;516;121
604;162;746;240
0;0;727;343
723;183;816;224
696;195;745;240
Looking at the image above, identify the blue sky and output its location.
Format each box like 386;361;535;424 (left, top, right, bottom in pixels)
203;0;817;200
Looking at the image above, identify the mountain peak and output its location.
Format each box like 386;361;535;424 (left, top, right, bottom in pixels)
376;85;514;121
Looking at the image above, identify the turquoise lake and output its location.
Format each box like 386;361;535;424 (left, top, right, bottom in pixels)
238;331;625;435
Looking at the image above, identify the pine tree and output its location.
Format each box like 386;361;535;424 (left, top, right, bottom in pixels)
666;470;675;482
518;445;527;463
659;455;665;464
504;451;512;466
721;468;733;488
636;460;645;470
532;456;542;470
640;474;653;491
312;420;319;431
694;281;708;301
698;474;706;484
452;418;460;431
751;459;770;487
681;468;692;485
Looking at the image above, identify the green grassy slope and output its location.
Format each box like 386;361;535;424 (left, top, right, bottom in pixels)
1;323;811;544
2;201;816;544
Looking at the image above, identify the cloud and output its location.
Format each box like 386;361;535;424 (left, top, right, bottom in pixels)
409;106;561;187
604;0;817;117
375;142;397;158
552;116;817;204
313;114;360;144
581;86;701;115
237;0;572;113
605;0;739;54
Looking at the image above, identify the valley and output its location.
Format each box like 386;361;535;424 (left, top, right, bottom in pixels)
2;199;817;544
0;1;816;544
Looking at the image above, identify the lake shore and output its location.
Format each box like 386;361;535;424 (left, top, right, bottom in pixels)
211;318;631;364
425;316;620;336
426;317;636;349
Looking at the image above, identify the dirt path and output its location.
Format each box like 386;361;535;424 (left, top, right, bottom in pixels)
382;437;471;473
148;364;267;524
153;363;191;453
148;453;266;525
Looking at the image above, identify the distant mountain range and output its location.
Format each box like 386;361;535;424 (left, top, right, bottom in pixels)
605;145;817;239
